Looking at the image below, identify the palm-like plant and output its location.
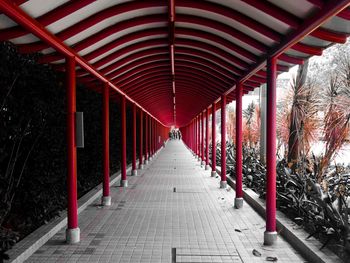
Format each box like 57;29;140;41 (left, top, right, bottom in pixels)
287;60;320;165
243;101;255;148
318;75;350;180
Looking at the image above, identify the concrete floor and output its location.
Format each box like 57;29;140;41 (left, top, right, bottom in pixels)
26;140;305;263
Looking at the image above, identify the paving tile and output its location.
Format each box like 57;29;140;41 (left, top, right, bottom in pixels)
25;141;304;263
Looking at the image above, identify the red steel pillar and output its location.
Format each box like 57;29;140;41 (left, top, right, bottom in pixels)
194;119;197;156
120;95;128;187
220;95;227;188
235;82;244;209
139;110;144;169
205;108;210;170
265;57;278;245
102;82;111;206
65;57;79;244
201;112;204;165
131;103;137;176
145;114;149;164
197;116;200;160
149;117;153;160
153;120;156;155
211;103;216;177
198;113;202;163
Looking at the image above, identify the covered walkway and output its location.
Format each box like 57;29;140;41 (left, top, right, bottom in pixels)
26;141;303;263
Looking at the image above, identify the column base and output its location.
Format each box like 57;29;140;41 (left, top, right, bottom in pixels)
149;156;153;161
201;160;205;166
220;180;227;189
211;171;216;177
101;196;111;206
131;169;138;176
120;180;128;187
66;227;80;244
163;142;166;147
144;160;149;165
264;231;277;245
234;197;243;209
205;165;210;170
139;164;144;170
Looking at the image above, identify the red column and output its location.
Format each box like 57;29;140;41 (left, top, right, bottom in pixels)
102;82;111;206
65;57;79;243
132;103;137;176
145;114;149;164
149;117;153;159
197;116;200;159
120;95;128;187
235;82;244;209
265;57;278;245
194;118;197;156
205;108;209;169
220;95;227;188
201;112;204;164
211;103;216;177
199;114;202;160
139;110;144;169
153;120;156;154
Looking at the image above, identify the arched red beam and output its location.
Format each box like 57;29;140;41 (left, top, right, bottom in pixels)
176;27;304;65
92;38;167;69
310;27;348;43
176;15;268;55
87;34;249;76
130;90;169;105
177;38;291;72
175;91;217;105
81;54;169;82
96;42;244;83
175;55;237;80
111;53;237;86
123;72;226;98
132;101;173;116
176;46;243;76
292;43;323;56
242;0;348;43
0;0;96;41
122;68;229;95
125;79;217;100
15;1;167;52
115;59;235;88
112;59;170;84
39;26;168;64
175;78;226;97
175;61;234;85
134;90;172;105
118;63;231;93
176;0;281;42
126;76;221;99
122;77;170;93
117;64;171;87
79;54;169;83
85;41;167;68
85;46;169;77
176;16;262;60
176;39;248;70
178;0;348;45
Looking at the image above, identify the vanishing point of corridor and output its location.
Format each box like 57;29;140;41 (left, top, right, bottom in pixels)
26;141;303;263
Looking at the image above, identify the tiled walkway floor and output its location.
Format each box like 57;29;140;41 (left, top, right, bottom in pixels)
27;140;304;263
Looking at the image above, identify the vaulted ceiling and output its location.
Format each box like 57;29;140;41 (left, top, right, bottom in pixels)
0;0;349;126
